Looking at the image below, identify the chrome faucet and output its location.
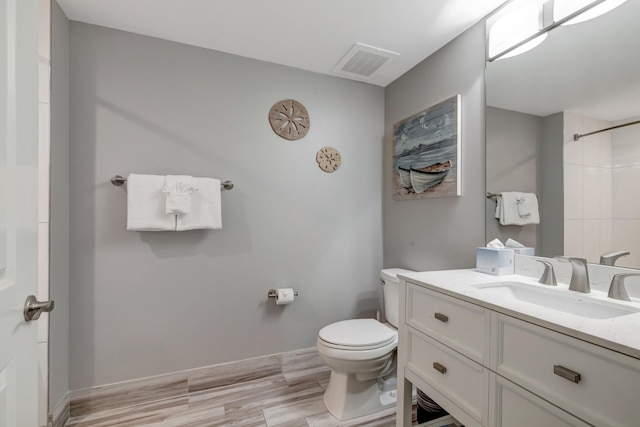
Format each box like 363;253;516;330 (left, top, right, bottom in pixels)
608;273;640;301
536;260;557;286
555;257;590;293
600;250;630;266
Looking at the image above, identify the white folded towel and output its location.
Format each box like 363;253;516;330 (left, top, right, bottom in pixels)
163;175;197;215
516;192;537;218
126;174;176;231
176;177;222;230
515;192;540;225
495;192;539;226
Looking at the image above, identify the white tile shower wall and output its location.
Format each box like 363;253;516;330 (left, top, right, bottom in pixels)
611;116;640;268
563;113;613;263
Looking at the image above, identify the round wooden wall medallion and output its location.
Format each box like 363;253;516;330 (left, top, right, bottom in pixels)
269;99;310;140
316;147;341;173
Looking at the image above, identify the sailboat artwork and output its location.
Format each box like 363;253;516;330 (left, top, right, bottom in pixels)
392;95;461;200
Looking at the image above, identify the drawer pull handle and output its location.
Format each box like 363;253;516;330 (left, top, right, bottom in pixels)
434;312;449;323
433;362;447;374
554;365;581;383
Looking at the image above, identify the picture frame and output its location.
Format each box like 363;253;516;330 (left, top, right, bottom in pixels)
392;95;461;200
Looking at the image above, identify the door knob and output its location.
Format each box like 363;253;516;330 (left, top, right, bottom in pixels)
23;295;55;321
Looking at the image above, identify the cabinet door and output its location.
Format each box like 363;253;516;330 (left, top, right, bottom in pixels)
492;313;640;427
489;374;591;427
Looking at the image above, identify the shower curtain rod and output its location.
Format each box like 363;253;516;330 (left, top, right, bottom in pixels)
573;119;640;141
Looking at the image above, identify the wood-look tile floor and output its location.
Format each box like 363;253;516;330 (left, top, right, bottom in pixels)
66;349;417;427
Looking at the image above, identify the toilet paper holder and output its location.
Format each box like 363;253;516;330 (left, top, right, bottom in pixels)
267;289;299;298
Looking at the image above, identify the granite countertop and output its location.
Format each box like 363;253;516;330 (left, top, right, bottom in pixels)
399;269;640;360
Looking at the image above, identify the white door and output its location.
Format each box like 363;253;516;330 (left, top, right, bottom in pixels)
0;0;41;425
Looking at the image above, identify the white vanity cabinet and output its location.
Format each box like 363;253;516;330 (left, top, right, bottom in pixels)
489;373;590;427
403;283;491;427
396;279;640;427
493;313;640;426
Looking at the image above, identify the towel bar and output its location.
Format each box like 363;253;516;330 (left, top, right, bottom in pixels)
486;192;537;199
111;175;234;190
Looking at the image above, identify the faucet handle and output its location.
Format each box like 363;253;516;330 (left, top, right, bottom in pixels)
600;251;630;266
555;256;588;265
536;260;557;286
608;273;640;301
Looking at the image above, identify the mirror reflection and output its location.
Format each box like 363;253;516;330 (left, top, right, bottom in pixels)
485;0;640;268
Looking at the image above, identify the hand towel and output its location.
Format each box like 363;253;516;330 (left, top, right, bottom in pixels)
163;175;197;215
516;192;538;219
126;174;176;231
495;192;540;225
176;177;222;230
495;192;519;225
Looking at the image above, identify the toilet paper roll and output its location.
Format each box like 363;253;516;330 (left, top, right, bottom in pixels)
275;288;295;305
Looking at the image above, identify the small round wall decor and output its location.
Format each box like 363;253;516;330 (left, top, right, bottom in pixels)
316;146;341;173
269;99;310;140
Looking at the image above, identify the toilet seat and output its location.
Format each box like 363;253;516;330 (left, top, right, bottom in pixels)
317;319;398;361
319;319;396;350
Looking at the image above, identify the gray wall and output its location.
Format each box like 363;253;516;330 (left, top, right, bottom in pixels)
68;23;384;389
383;22;487;270
541;112;564;257
485;106;542;249
49;0;70;410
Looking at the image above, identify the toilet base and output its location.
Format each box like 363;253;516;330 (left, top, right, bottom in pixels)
323;371;397;420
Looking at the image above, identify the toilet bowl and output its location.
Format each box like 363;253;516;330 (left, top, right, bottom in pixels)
316;268;414;420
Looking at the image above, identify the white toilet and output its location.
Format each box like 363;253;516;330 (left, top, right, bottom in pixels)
316;268;414;420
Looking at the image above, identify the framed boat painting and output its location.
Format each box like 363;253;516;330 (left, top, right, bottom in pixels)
392;95;461;200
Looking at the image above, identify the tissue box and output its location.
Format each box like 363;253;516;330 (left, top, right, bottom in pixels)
476;247;514;275
511;247;535;256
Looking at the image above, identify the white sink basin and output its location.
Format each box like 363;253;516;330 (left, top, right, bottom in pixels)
474;281;640;319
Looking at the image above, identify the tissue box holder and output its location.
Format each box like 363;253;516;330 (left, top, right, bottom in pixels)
476;247;514;275
512;247;535;256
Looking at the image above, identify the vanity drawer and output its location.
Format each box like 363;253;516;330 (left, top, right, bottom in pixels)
493;313;640;427
489;373;591;427
407;328;489;425
406;283;490;363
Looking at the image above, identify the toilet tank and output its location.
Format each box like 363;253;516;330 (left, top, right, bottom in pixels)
380;268;414;328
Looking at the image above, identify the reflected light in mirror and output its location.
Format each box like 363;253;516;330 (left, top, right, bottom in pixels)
554;0;628;25
488;1;547;59
497;33;548;60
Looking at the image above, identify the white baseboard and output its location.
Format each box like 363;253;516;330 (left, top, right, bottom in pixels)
49;391;70;427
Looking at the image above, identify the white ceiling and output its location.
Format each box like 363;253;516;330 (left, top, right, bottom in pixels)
56;0;507;87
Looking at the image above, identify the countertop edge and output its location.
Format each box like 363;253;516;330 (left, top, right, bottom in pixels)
399;270;640;361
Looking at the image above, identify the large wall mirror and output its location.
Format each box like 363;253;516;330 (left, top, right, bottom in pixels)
485;0;640;268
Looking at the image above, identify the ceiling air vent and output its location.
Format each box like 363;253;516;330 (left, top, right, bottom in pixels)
332;43;399;80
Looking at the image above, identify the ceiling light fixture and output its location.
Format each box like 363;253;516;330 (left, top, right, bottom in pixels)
487;0;626;61
488;1;547;61
554;0;627;25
